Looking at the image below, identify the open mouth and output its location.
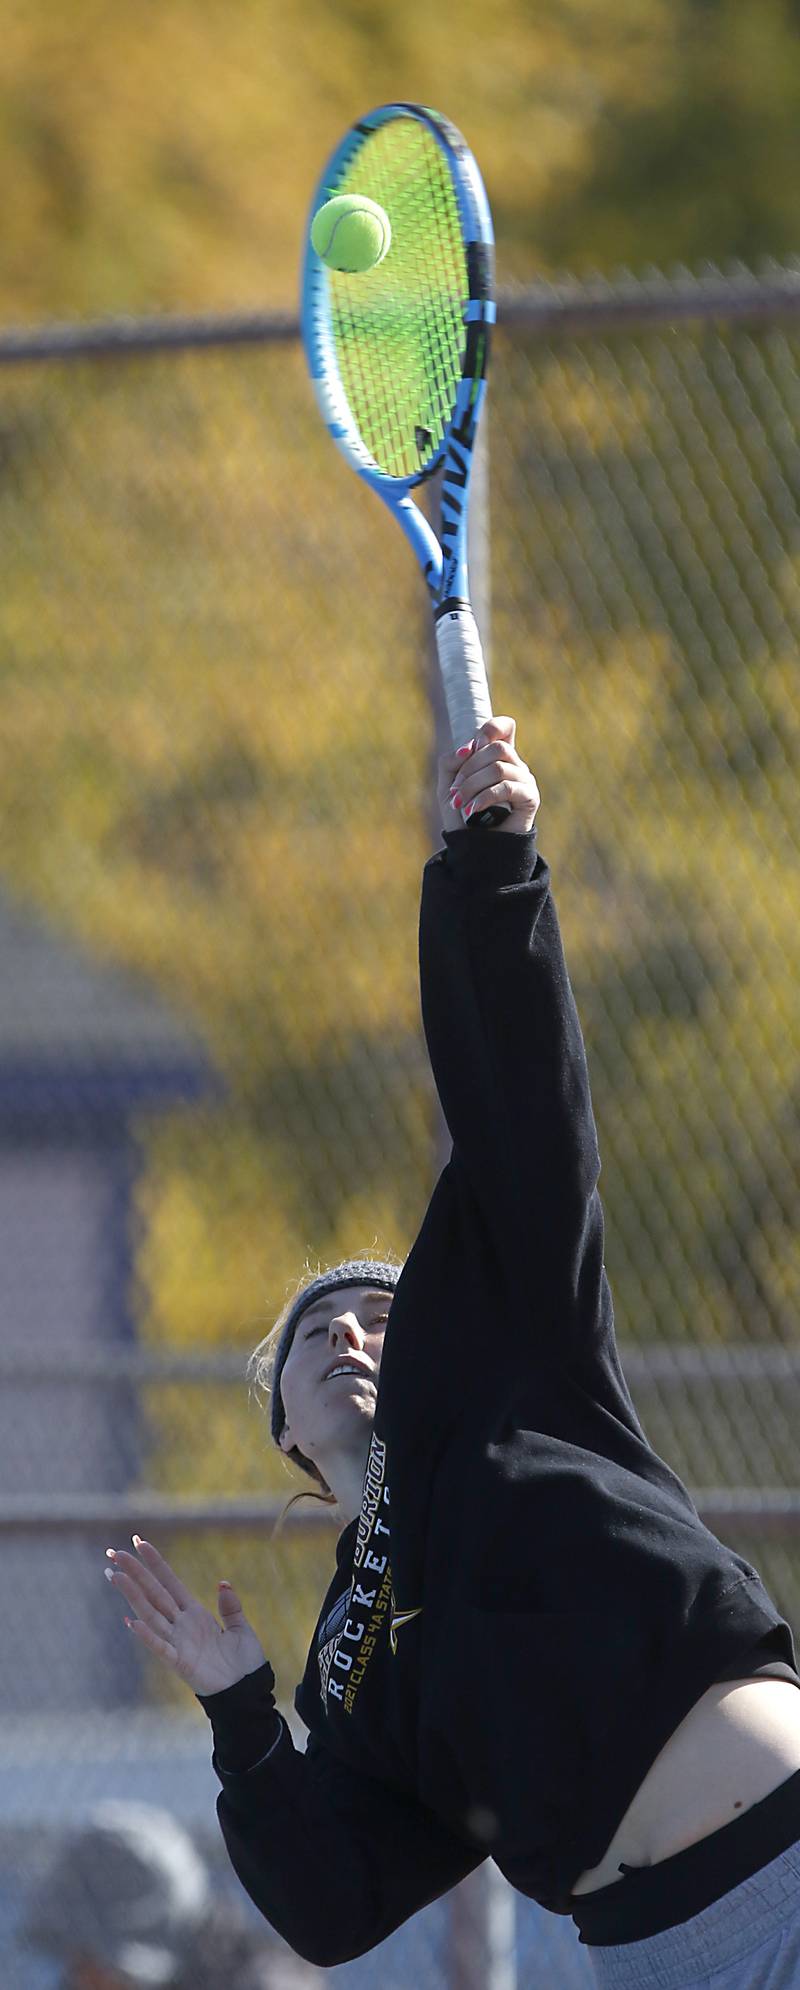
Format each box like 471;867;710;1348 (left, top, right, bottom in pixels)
325;1367;375;1385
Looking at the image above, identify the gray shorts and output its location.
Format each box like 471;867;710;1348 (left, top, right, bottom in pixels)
585;1837;800;1989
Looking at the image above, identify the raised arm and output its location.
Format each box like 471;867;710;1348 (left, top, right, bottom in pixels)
421;718;609;1361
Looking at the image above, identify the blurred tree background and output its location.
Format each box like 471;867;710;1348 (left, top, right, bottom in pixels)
1;0;800;1699
3;0;800;321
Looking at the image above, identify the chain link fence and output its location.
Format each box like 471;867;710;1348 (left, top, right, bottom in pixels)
1;257;799;1987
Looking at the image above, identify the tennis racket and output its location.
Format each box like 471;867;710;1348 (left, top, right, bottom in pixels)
300;101;509;828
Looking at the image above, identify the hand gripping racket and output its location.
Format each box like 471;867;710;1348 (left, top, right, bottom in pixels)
301;102;509;828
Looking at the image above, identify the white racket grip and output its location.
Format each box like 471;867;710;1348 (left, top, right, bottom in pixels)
434;605;493;751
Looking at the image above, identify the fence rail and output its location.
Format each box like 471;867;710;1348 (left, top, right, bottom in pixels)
5;1491;800;1539
2;258;800;365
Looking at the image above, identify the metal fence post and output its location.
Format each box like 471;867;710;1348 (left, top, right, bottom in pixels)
426;406;492;1178
424;410;517;1990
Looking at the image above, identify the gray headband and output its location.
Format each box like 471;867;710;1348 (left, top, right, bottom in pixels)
270;1258;402;1475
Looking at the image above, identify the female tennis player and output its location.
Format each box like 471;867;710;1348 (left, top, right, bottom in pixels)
104;716;800;1988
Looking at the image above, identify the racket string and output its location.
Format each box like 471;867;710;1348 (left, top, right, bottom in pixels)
327;118;467;480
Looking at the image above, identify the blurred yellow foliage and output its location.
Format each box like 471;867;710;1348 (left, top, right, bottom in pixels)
4;0;800;324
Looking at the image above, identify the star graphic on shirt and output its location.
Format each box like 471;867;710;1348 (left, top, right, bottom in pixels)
389;1605;422;1656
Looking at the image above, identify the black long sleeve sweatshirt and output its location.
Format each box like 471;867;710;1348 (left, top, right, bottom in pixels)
198;824;797;1967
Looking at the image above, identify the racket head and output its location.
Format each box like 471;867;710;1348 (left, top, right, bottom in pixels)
300;104;495;501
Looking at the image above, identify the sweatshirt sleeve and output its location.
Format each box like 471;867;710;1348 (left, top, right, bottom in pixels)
419;823;610;1365
196;1663;485;1967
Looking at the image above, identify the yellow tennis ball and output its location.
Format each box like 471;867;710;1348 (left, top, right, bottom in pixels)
311;194;391;273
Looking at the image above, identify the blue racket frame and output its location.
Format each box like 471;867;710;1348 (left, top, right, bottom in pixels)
301;103;495;610
301;104;507;817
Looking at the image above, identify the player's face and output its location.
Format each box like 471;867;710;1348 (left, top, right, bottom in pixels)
278;1286;391;1466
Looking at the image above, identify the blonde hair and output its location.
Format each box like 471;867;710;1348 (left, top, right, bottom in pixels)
247;1260;338;1539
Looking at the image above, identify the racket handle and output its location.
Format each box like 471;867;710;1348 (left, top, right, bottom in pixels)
434;604;511;828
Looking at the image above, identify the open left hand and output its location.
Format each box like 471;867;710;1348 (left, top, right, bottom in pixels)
437;717;540;837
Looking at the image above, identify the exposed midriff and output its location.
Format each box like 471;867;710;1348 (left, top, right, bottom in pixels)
572;1677;800;1895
